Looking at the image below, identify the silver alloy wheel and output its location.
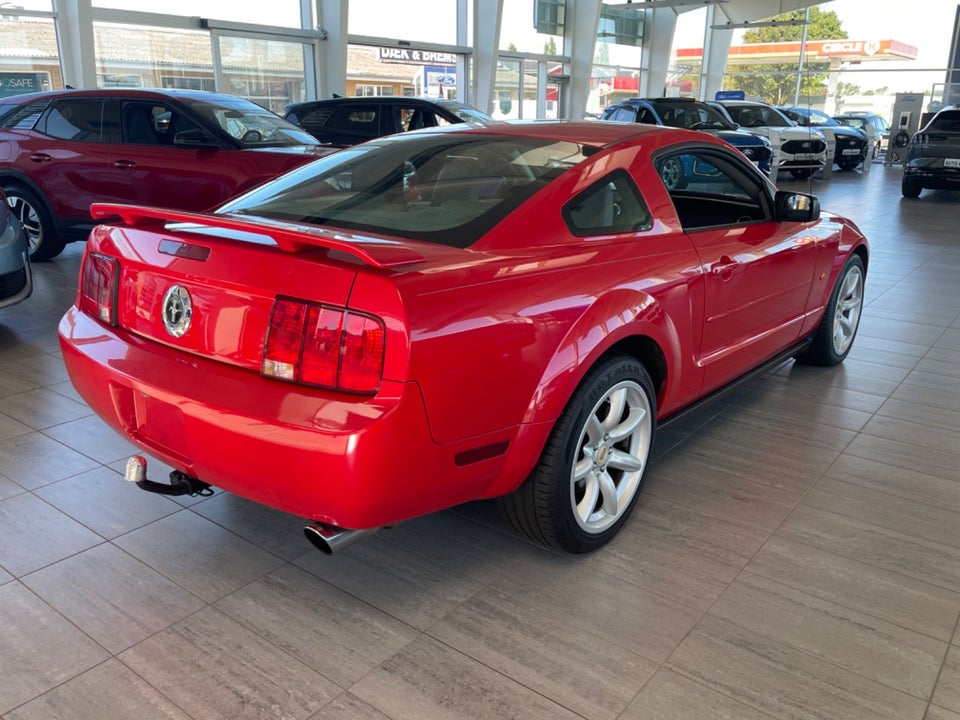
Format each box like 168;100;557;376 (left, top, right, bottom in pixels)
570;379;652;534
832;263;863;355
659;158;683;190
6;194;42;255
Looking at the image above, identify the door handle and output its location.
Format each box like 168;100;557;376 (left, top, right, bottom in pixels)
113;160;136;169
710;255;740;281
29;153;52;163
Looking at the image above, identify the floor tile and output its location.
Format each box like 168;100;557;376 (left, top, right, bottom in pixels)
0;387;91;430
747;536;960;641
34;466;181;539
4;659;192;720
429;585;658;720
190;492;310;562
294;535;483;630
42;415;140;465
843;434;960;484
215;564;419;688
931;644;960;714
709;572;946;698
0;432;100;490
823;453;960;513
308;693;393;720
0;493;103;576
667;616;927;720
620;668;777;720
113;511;285;603
0;472;25;501
0;582;109;715
23;543;205;654
349;635;583;720
120;607;337;720
928;706;960;720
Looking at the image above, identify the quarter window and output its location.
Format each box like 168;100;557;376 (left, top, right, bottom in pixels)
564;171;651;236
41;99;105;142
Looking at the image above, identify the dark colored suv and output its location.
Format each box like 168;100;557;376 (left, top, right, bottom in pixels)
778;106;869;171
0;89;333;260
600;97;772;173
902;106;960;198
284;96;492;147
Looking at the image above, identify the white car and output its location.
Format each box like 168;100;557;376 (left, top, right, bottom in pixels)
0;188;32;311
709;100;827;179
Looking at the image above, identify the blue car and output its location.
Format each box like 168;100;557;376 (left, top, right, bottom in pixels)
0;189;32;311
600;97;773;182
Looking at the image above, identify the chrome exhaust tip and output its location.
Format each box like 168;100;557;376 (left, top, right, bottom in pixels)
303;522;378;555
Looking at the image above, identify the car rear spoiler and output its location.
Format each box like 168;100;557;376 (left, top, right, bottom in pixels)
89;203;425;269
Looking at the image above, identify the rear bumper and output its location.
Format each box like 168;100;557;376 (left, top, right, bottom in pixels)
58;307;516;529
904;166;960;189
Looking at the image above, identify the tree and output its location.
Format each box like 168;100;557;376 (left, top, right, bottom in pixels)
507;42;518;52
724;8;847;105
543;37;557;55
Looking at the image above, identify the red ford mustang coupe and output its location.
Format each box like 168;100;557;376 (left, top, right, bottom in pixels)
59;121;868;554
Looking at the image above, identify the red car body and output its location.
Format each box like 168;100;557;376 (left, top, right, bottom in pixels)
0;88;332;260
59;121;868;553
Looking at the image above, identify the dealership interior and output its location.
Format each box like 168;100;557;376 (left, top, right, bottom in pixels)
2;0;960;718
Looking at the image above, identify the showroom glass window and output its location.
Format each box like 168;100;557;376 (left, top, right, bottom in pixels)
94;23;215;92
0;3;61;94
92;0;303;28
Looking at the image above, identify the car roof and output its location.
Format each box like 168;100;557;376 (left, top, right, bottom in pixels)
0;87;258;106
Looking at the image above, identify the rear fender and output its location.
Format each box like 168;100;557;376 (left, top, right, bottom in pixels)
483;289;684;498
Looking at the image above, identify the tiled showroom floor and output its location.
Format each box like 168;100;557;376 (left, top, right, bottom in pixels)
2;163;960;720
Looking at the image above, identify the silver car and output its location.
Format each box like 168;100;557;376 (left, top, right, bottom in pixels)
0;188;32;310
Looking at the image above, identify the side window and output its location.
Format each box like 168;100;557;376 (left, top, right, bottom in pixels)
331;105;379;135
610;106;637;123
299;107;334;131
656;151;768;230
120;102;200;145
40;99;105;142
636;108;656;125
563;170;652;237
0;100;49;130
399;107;441;132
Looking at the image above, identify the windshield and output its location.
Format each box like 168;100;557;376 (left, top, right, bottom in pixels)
652;102;733;131
440;102;493;123
185;96;319;148
218;133;590;247
725;104;795;128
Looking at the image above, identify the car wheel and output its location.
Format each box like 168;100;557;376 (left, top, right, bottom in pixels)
789;168;815;179
901;178;922;198
796;254;864;366
3;185;65;261
658;157;686;190
499;354;656;553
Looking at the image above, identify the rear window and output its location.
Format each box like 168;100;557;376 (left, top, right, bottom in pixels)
930;110;960;132
218;133;591;248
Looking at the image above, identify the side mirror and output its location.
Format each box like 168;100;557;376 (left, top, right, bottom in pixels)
173;128;220;148
775;191;820;222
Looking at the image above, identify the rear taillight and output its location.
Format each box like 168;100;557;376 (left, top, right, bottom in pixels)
263;298;385;394
79;252;120;325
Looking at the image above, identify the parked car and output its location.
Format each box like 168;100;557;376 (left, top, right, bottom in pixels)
284;96;492;147
833;111;890;158
0;188;31;310
600;97;772;175
0;88;335;261
902;106;960;198
779;106;869;171
59;121;868;555
709;100;827;179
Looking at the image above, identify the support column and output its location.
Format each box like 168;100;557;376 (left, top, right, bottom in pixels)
472;0;504;115
638;7;676;97
563;0;602;119
56;0;97;89
699;5;732;101
315;0;348;98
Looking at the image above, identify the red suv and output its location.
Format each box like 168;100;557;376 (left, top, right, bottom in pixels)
0;89;333;260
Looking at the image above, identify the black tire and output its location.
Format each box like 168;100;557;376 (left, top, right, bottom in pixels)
3;184;65;261
796;254;865;366
790;168;815;179
901;178;922;198
499;354;656;553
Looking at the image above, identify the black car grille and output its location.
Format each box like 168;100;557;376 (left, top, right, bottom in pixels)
0;266;27;301
783;139;826;154
739;144;772;162
836;136;864;150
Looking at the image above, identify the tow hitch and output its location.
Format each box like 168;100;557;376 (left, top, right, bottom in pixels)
124;455;213;497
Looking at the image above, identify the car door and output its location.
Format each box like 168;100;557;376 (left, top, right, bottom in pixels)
17;97;125;221
107;99;245;212
655;147;820;391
